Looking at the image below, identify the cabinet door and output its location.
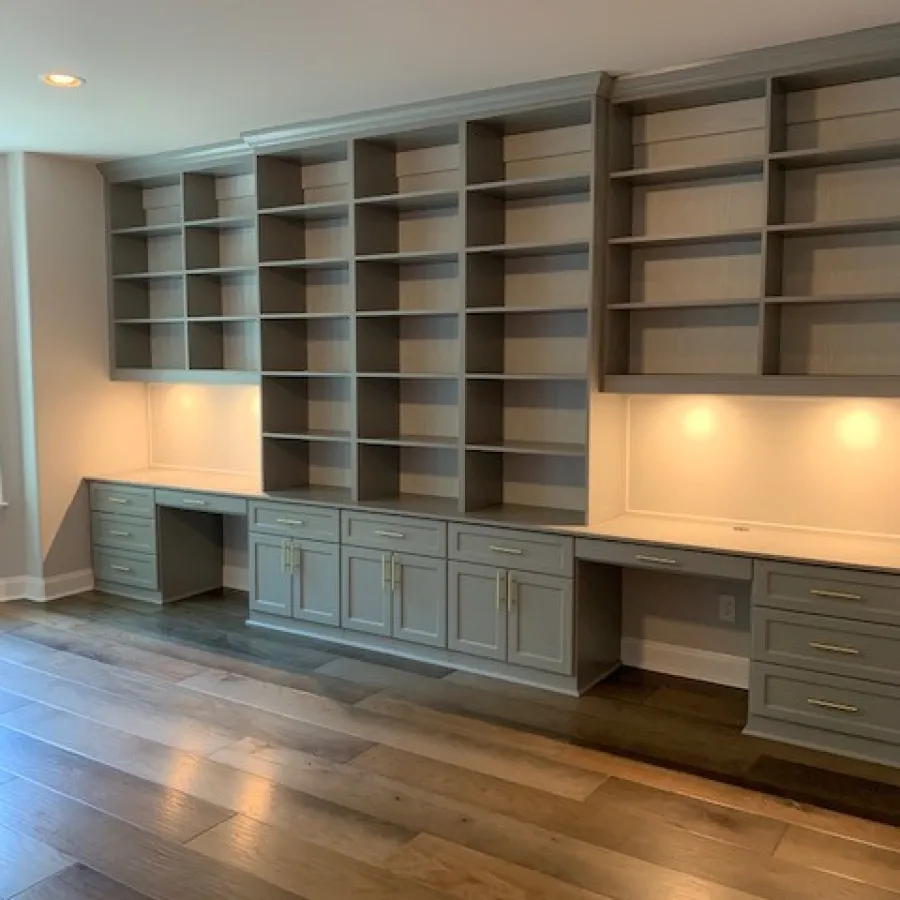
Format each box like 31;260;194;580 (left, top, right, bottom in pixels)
392;553;447;648
341;546;392;636
448;561;507;661
508;570;574;675
292;540;340;627
249;534;293;618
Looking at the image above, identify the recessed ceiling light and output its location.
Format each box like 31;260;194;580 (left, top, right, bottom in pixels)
42;72;85;88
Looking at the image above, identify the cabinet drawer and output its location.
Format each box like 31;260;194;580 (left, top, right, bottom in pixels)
250;502;339;542
754;561;900;626
576;538;752;582
753;607;900;687
91;513;157;555
450;524;573;577
90;483;155;519
93;548;158;590
750;663;900;747
753;608;900;687
155;489;247;517
342;512;446;558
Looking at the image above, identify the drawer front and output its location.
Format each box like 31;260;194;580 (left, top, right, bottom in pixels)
576;538;752;582
250;502;339;542
90;483;155;519
753;608;900;687
450;524;573;577
342;512;446;558
155;489;247;517
754;561;900;626
750;664;900;747
91;513;157;555
93;548;159;590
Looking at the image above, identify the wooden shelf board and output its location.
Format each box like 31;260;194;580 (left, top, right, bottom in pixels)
466;440;585;457
185;215;255;230
770;141;900;169
260;257;349;270
360;494;460;518
356;308;458;318
356;250;458;265
113;271;184;281
359;435;457;449
111;223;183;237
265;485;353;505
466;304;588;315
466;173;590;200
608;298;760;311
262;430;351;443
610;158;763;186
768;217;900;237
357;372;458;380
115;317;185;326
466;372;585;382
467;240;589;258
258;201;349;221
468;503;585;528
609;228;761;248
262;370;350;379
260;312;351;320
187;316;258;324
355;189;459;211
187;266;256;277
764;294;900;306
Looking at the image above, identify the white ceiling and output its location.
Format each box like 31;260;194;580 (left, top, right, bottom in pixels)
3;0;900;159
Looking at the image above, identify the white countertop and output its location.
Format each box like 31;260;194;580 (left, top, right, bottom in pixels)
90;468;900;574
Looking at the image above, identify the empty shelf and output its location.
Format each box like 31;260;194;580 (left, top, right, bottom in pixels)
185;215;256;230
609;228;761;247
768;217;900;237
608;298;760;310
764;293;900;305
610;158;764;186
770;140;900;169
111;223;183;237
359;435;457;449
260;257;349;270
356;249;459;265
263;429;351;443
467;304;589;314
466;439;585;457
467;173;590;199
258;201;350;221
467;240;590;258
355;189;459;211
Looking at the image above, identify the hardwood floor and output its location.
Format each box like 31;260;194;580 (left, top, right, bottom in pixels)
0;591;896;900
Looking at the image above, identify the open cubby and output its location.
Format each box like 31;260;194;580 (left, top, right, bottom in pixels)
466;309;587;377
357;377;458;446
114;321;187;371
187;271;257;319
358;444;459;508
263;436;353;499
354;125;460;198
256;142;350;210
357;314;458;376
258;209;349;264
356;258;459;314
111;230;183;277
185;220;256;272
109;176;182;231
465;378;586;456
187;320;260;374
112;275;185;322
356;202;458;257
466;246;589;311
464;449;586;518
183;168;255;224
262;375;352;439
261;316;351;374
466;102;594;185
259;266;350;317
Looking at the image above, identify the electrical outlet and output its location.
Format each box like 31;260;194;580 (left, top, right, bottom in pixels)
718;594;737;624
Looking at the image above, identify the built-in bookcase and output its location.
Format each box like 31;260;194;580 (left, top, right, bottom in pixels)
607;60;900;393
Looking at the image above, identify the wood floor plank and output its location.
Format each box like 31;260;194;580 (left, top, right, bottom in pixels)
0;702;414;867
0;726;234;843
774;826;900;894
189;814;447;900
0;642;373;764
14;864;155;900
387;833;615;900
0;777;306;900
0;818;73;900
179;668;606;800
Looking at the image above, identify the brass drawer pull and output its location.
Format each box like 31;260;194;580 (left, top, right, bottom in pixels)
809;641;860;656
108;497;129;505
635;554;681;566
110;564;133;573
807;698;860;715
810;589;863;602
495;570;504;609
181;498;207;507
108;530;132;538
276;518;306;527
489;545;523;556
382;553;390;588
375;530;404;539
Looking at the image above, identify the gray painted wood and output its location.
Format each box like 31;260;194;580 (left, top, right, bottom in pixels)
249;532;292;618
391;553;447;648
292;539;341;627
507;570;574;676
341;545;392;637
448;561;507;662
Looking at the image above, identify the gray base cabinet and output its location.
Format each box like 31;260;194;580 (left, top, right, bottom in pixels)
249;533;294;618
448;561;507;661
341;546;392;636
393;553;447;648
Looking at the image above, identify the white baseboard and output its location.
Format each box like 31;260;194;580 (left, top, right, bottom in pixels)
621;638;749;689
0;569;93;603
223;565;248;592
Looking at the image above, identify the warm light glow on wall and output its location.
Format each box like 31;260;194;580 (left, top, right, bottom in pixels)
682;403;714;439
837;407;882;450
177;387;196;411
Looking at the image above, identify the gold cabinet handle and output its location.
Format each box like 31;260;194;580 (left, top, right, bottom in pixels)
108;497;129;505
181;498;207;507
291;541;302;574
810;589;863;602
490;545;523;556
635;554;681;567
108;530;131;537
277;518;306;527
507;571;515;610
382;553;390;588
110;564;132;573
807;698;860;715
495;570;504;609
391;555;400;594
281;540;292;575
809;641;860;656
375;529;404;539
